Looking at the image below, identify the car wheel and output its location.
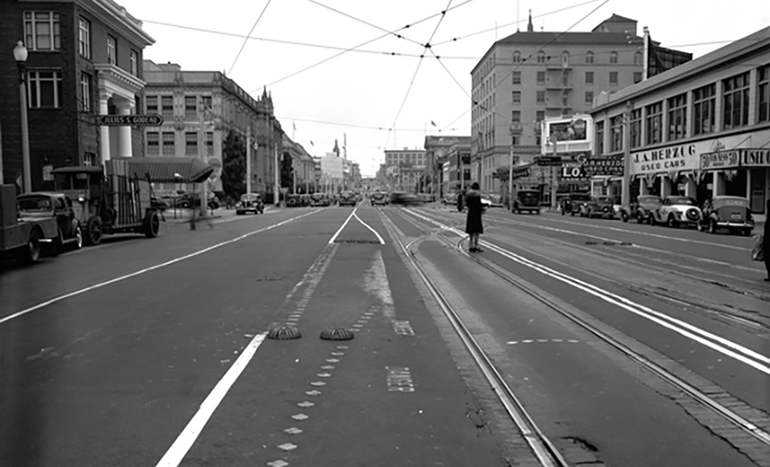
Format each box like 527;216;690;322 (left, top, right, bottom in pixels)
742;228;752;237
570;211;575;216
636;212;644;224
648;215;655;226
621;211;629;223
17;228;41;264
144;211;160;238
708;219;717;234
86;216;103;246
667;216;678;228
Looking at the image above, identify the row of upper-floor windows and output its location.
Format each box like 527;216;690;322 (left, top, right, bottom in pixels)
595;65;770;154
511;70;643;86
23;11;139;76
145;95;214;120
473;69;643;121
146;131;214;156
512;49;643;66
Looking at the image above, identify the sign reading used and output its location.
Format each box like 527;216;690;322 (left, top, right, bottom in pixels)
94;114;164;126
582;155;624;176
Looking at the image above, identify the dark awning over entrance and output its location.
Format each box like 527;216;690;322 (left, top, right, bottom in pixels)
108;157;214;183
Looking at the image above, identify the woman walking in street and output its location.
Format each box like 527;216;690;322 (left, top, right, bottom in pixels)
465;182;484;252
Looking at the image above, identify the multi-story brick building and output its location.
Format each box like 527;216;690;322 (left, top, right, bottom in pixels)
470;13;691;195
142;61;282;196
0;0;154;191
281;135;315;194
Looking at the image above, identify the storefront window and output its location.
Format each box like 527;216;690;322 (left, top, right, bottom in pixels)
750;168;766;213
722;72;750;130
595;121;604;155
759;65;769;123
693;83;715;136
645;102;663;145
630;108;642;149
667;93;687;141
610;115;623;152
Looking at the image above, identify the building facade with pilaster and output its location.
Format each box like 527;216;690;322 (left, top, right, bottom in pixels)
143;61;283;196
590;25;770;216
0;0;154;191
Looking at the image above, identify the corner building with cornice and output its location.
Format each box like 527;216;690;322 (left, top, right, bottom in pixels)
0;0;155;191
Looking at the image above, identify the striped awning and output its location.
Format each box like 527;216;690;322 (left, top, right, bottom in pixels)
107;157;214;183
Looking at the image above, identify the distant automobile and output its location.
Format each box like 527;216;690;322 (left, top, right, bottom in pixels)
310;193;331;207
442;193;458;205
560;192;591;216
235;193;264;215
17;192;83;253
512;190;540;214
582;196;619;219
370;192;389;206
650;196;701;228
621;195;662;224
338;191;357;207
697;196;754;236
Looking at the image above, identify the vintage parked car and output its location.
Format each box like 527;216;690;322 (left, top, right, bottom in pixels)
442;192;458;205
370;192;389;206
620;195;663;224
16;192;83;254
235;193;265;215
697;196;754;236
512;190;541;214
338;191;358;207
582;196;619;219
560;192;591;216
650;195;702;228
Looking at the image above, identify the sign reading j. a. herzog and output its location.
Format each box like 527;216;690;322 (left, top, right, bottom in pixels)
631;143;696;175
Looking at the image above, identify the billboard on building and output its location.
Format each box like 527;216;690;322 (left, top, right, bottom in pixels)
541;115;594;155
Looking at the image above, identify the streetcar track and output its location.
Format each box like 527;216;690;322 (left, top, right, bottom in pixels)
377;207;570;467
423;208;769;300
392;207;770;456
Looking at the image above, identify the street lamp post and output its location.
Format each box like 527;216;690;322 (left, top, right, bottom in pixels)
14;41;31;194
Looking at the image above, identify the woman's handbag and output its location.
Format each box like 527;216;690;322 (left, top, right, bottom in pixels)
751;234;764;262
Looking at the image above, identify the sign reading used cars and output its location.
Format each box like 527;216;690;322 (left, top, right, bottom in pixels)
94;114;164;126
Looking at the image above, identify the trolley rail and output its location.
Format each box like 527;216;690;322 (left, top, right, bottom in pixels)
380;205;770;466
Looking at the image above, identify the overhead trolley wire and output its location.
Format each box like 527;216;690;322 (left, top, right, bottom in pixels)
227;0;273;76
252;0;476;92
305;0;425;48
384;0;456;149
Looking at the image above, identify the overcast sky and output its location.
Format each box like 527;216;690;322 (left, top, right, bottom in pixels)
120;0;770;176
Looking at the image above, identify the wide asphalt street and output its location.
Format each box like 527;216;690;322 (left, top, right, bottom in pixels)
1;201;768;467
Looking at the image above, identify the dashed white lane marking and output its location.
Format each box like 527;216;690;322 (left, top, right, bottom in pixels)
2;211;319;325
155;333;267;467
363;250;396;318
507;339;580;345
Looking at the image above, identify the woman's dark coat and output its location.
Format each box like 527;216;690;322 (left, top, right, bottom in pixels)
465;189;484;234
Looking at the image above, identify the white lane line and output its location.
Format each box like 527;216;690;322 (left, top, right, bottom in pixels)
481;216;762;272
0;211;318;325
508;215;749;251
328;207;357;244
405;209;770;375
353;211;386;244
155;333;267;467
